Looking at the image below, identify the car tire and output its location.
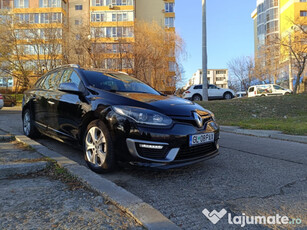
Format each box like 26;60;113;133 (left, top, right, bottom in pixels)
260;94;266;97
285;92;290;95
84;120;116;173
223;92;232;100
23;109;40;138
192;94;202;101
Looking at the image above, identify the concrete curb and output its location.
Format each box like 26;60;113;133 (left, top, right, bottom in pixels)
0;135;15;142
220;126;307;144
0;161;48;179
15;135;180;230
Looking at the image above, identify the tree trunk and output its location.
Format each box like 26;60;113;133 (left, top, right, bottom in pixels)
293;74;301;94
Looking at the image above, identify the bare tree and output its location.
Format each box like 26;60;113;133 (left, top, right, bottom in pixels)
228;56;254;91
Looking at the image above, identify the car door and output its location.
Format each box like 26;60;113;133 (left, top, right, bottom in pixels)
55;69;88;141
208;85;220;99
272;85;284;95
32;73;53;129
248;87;255;97
43;70;64;133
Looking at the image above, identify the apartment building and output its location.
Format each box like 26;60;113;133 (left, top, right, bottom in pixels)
185;69;229;89
252;0;307;92
0;0;176;92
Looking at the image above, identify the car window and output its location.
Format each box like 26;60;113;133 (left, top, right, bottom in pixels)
60;69;73;84
249;87;254;92
34;77;45;88
194;85;202;90
273;85;282;90
208;85;217;89
49;70;64;90
41;73;54;90
60;69;83;90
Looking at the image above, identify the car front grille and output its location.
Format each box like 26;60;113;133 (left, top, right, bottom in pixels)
175;143;217;161
171;116;213;128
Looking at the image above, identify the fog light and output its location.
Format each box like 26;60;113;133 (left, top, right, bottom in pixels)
139;144;164;149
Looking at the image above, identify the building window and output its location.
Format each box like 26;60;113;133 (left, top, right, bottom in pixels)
91;27;133;38
300;0;306;2
0;77;14;87
169;62;176;72
1;0;13;9
91;11;132;22
14;0;29;8
300;11;307;17
91;0;133;6
39;0;61;8
216;70;226;74
165;3;174;13
165;17;175;28
75;4;82;10
75;19;82;25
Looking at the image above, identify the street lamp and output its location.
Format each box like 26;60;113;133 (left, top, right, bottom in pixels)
202;0;209;101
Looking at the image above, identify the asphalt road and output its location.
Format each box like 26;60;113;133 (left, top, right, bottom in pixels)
1;107;306;230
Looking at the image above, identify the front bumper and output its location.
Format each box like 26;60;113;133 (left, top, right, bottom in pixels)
107;112;220;168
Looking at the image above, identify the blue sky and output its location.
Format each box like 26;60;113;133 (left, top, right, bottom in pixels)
175;0;256;86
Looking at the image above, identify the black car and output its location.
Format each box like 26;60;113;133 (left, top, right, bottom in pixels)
22;64;220;173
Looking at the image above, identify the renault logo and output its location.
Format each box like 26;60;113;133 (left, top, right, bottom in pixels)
193;112;204;128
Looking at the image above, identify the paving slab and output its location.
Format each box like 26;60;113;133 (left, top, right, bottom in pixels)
0;177;144;230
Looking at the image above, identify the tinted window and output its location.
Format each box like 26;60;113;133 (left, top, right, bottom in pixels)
208;85;217;89
273;85;282;90
194;85;202;90
35;77;45;88
60;69;73;84
83;71;160;95
41;73;54;90
249;87;254;92
49;70;64;89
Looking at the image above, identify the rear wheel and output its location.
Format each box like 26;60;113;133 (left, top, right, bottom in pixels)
23;109;40;138
192;94;202;101
84;120;115;173
285;92;290;95
223;92;232;100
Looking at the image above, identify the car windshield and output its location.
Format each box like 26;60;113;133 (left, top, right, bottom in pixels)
82;71;160;95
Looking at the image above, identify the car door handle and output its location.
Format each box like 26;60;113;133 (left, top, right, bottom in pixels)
48;100;55;105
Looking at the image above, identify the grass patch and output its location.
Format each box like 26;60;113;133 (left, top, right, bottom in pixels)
198;94;307;135
6;94;23;105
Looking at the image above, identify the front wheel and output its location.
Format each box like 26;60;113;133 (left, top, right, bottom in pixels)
84;120;116;173
223;92;232;100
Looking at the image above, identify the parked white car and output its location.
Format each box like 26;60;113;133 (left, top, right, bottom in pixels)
183;84;235;101
248;84;292;97
0;93;3;110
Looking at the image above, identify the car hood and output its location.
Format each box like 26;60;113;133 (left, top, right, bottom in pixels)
115;92;206;117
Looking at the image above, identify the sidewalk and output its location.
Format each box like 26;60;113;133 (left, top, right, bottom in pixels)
0;140;144;229
220;126;307;144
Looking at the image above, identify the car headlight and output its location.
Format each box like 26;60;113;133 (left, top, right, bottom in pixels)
113;106;173;126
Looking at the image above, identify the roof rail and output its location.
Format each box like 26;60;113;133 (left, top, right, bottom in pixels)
58;64;81;69
51;64;81;71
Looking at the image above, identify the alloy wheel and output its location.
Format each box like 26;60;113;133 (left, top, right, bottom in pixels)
23;111;31;136
85;127;107;167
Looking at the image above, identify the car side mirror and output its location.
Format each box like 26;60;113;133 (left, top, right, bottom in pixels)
59;83;82;94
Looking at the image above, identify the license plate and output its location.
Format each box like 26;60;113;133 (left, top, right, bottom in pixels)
189;133;214;146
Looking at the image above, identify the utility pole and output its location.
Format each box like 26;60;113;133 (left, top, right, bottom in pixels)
202;0;209;101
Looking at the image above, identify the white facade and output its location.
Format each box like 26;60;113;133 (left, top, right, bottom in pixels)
185;69;229;89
